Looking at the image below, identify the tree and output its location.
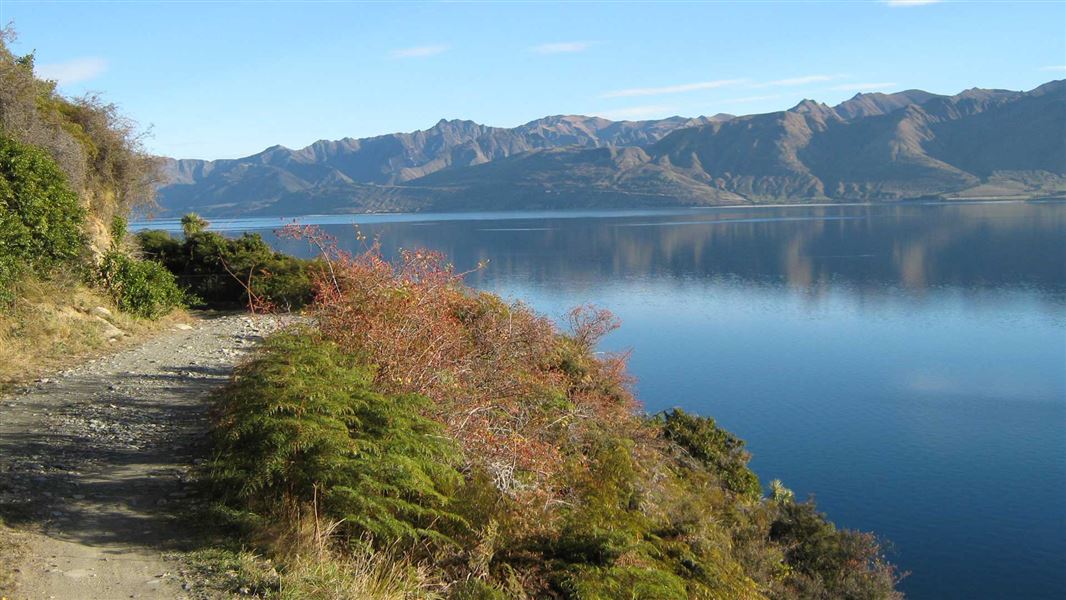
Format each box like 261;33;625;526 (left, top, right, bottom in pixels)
181;212;209;237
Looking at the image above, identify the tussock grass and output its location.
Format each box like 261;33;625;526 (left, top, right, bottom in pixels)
182;512;440;600
277;551;438;600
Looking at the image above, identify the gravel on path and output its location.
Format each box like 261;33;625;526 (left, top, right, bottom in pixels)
0;313;287;600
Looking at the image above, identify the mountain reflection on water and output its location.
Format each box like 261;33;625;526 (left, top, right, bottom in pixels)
255;202;1065;306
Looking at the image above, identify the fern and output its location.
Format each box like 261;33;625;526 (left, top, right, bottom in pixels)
211;330;464;548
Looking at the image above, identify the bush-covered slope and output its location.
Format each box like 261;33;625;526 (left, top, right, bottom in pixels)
0;29;181;384
206;228;902;599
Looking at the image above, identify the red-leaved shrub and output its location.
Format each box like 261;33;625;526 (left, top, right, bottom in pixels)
279;224;639;504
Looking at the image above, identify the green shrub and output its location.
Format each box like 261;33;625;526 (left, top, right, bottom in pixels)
109;214;128;248
770;500;901;599
559;565;688;600
137;224;315;310
98;251;183;319
661;408;763;501
0;134;85;305
211;331;464;547
0;255;21;306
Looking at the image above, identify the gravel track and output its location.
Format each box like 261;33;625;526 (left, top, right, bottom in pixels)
0;313;285;600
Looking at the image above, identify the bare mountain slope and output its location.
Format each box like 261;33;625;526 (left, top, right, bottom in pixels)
156;82;1065;216
158;114;733;212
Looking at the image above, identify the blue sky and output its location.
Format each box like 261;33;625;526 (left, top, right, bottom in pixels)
3;0;1063;159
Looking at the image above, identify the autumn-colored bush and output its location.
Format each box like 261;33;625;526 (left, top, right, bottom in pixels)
280;224;637;505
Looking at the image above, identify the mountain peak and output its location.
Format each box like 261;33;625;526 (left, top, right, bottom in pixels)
789;99;837;120
791;99;827;111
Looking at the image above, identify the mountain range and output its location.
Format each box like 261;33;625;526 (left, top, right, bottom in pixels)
157;81;1066;216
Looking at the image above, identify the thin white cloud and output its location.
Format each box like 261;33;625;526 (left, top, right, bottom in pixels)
1040;65;1066;72
718;94;784;104
602;79;745;98
598;105;678;120
36;57;107;85
390;45;450;59
531;41;596;55
884;0;942;6
829;82;898;92
757;74;839;88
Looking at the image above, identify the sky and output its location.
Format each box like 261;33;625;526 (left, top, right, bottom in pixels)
3;0;1064;160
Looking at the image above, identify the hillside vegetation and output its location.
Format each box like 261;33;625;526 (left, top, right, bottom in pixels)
202;225;902;599
0;29;182;384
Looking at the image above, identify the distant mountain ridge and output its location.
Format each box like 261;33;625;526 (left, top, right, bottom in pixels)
157;82;1066;216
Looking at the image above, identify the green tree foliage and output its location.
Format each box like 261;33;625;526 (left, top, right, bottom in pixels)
181;212;209;237
0;134;84;304
137;218;314;310
211;331;464;547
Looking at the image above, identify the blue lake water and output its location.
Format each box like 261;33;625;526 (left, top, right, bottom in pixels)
135;201;1066;599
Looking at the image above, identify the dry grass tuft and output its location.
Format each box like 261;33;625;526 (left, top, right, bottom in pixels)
267;504;441;599
182;510;440;600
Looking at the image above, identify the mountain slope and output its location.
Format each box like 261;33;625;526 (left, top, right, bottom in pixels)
158;114;733;213
156;82;1066;216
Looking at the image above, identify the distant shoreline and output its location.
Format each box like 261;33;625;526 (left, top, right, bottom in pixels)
132;196;1066;231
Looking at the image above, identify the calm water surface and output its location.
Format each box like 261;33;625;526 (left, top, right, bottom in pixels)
138;202;1066;599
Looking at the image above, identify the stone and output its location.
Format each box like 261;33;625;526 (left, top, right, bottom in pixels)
94;316;127;340
91;306;113;319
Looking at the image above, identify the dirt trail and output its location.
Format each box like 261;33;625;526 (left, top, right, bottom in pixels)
0;314;283;600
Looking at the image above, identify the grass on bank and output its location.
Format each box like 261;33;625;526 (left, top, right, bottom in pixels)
179;521;441;600
0;274;190;390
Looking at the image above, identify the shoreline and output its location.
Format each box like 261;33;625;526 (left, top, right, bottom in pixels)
130;196;1066;232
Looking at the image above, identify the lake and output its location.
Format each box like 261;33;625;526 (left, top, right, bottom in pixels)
135;201;1066;599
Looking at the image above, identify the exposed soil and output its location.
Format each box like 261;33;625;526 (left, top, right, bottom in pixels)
0;313;285;600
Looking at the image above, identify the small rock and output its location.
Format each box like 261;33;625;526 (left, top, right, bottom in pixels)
173;323;194;331
94;316;126;340
91;306;113;319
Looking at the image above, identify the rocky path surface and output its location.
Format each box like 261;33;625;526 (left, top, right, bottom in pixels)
0;314;285;600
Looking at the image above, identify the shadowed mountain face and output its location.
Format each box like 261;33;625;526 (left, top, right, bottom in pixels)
156;82;1066;216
